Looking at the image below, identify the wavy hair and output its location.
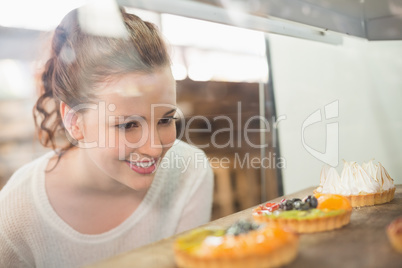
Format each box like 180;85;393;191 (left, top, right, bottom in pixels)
33;7;171;160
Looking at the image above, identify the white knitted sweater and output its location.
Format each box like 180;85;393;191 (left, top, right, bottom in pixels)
0;141;213;268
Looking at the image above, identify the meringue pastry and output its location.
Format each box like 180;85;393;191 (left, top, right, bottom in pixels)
316;160;395;207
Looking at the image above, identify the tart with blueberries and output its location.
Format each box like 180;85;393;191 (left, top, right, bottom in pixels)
173;220;299;268
253;194;352;233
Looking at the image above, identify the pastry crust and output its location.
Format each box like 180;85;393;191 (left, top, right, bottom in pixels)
387;217;402;254
314;187;395;207
253;209;352;233
174;238;299;268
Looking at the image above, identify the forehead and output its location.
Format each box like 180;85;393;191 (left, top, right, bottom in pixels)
96;68;176;114
101;67;175;97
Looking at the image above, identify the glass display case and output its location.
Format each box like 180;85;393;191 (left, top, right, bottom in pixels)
1;1;401;267
0;0;401;219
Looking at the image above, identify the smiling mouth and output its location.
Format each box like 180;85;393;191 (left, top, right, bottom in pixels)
131;160;155;168
125;159;159;174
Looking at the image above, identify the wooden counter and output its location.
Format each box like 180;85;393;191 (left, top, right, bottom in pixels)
87;185;402;268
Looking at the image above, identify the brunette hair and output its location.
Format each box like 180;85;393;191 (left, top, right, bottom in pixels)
33;6;171;157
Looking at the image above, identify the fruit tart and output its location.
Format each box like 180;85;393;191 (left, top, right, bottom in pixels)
315;160;395;207
253;194;352;233
387;217;402;254
173;220;299;268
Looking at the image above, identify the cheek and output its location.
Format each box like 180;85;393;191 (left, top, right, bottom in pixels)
121;130;143;144
160;125;177;147
81;114;106;143
110;130;141;159
82;125;101;143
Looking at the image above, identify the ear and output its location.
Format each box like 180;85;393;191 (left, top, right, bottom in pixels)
60;101;84;141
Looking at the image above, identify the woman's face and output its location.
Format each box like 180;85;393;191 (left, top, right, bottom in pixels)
77;67;177;191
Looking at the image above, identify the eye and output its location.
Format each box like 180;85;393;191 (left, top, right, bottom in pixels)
117;121;139;130
158;116;178;125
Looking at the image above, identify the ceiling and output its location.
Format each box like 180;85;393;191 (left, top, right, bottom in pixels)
118;0;402;42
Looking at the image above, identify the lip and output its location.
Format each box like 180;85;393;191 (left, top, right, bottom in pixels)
125;158;159;175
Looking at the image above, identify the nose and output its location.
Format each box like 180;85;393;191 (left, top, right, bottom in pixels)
136;125;163;158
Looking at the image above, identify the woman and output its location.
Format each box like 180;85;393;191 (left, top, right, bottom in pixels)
0;6;213;268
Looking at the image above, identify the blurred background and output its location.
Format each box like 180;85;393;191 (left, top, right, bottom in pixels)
1;0;402;220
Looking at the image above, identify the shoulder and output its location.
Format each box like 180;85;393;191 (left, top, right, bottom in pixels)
1;151;54;194
0;152;56;266
0;151;54;229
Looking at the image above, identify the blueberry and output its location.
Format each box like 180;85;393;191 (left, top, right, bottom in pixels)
279;199;287;210
293;200;302;210
303;195;311;202
226;220;260;236
291;198;302;203
285;200;294;211
309;196;318;208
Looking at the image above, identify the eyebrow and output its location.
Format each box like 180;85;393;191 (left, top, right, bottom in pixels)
163;108;177;116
